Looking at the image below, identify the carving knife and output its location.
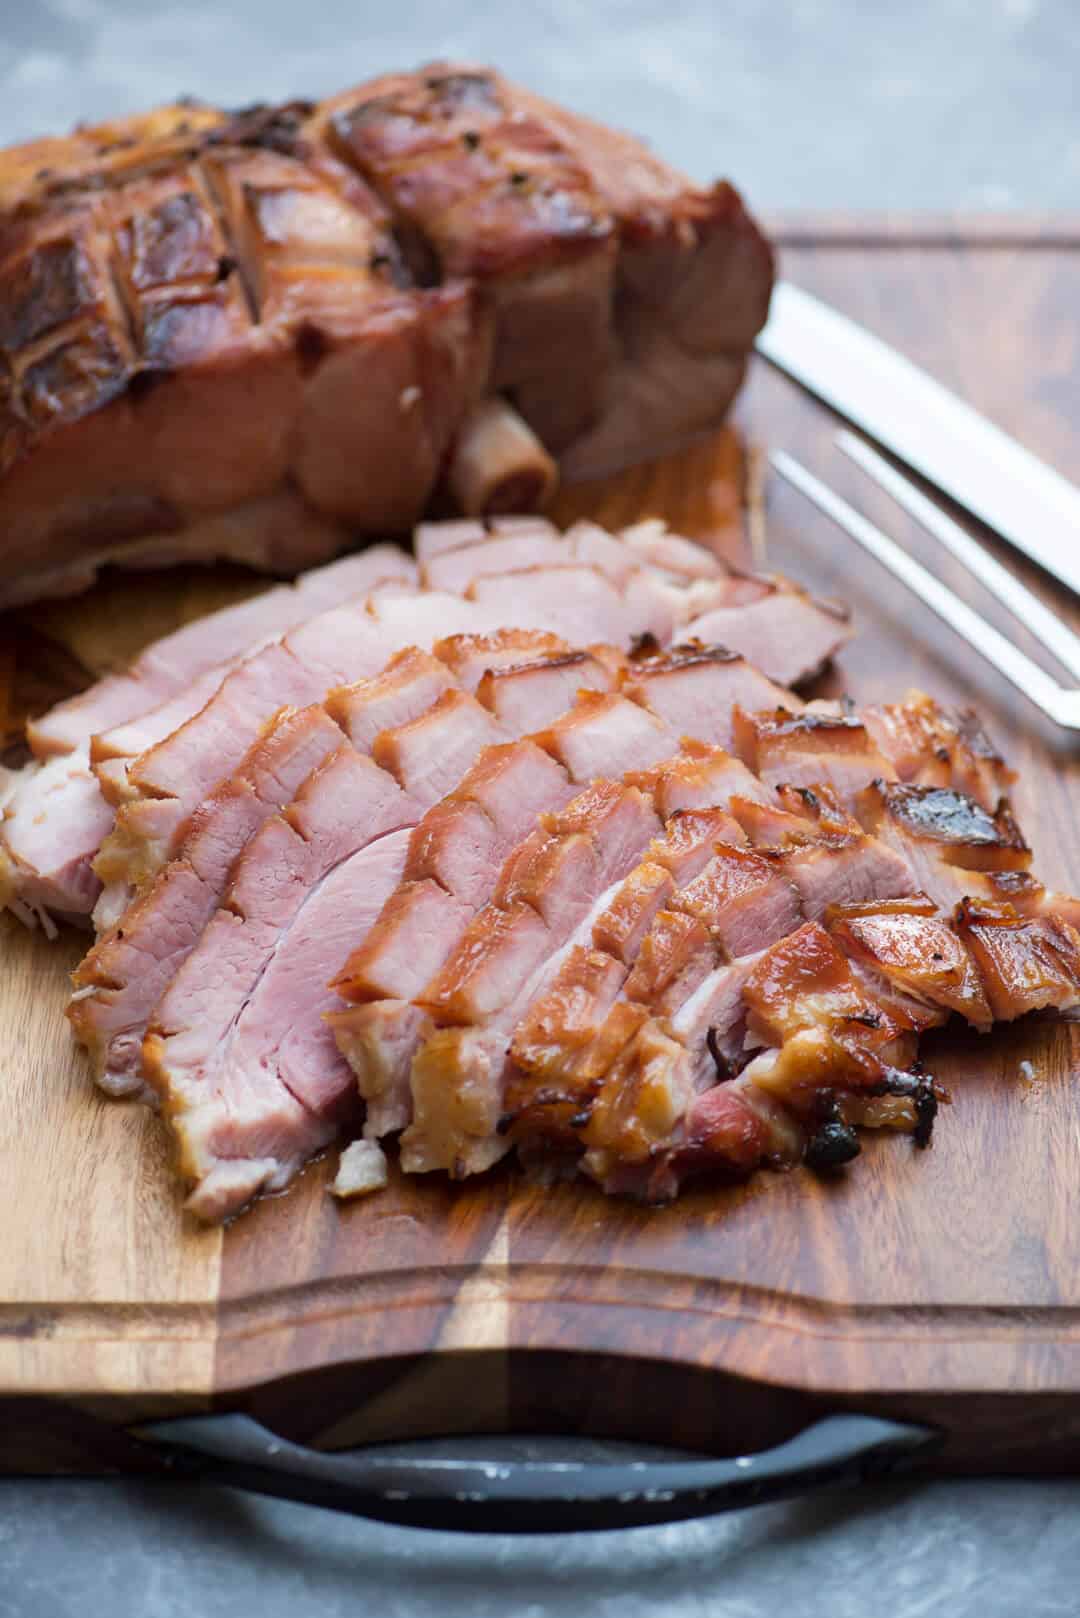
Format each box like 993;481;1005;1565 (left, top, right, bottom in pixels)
756;281;1080;598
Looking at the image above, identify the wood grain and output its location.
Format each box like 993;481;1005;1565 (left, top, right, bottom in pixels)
2;217;1080;1471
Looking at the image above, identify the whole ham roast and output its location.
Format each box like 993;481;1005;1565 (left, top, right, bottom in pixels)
0;64;774;607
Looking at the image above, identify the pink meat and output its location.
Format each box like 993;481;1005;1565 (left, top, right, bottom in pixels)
143;744;418;1215
184;829;413;1222
70;704;346;1098
685;581;851;688
402;782;661;1176
624;645;796;749
26;546;415;758
733;708;897;811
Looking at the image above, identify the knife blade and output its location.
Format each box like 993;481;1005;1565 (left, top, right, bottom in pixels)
756;281;1080;599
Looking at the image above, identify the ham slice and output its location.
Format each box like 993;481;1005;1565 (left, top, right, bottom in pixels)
142;743;419;1221
70;703;347;1098
683;579;850;689
27;546;415;757
334;687;1016;1179
90;540;749;912
862;691;1013;812
505;787;912;1176
68;646;465;1097
139;640;640;1216
74;634;601;1100
0;547;415;928
733;707;898;810
331;652;805;1142
403;780;662;1177
5;516;853;934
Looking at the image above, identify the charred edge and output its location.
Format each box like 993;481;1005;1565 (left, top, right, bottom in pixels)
127;366;173;402
295;321;330;376
706;1025;734;1082
102;238;141;381
195;158;261;326
864;1065;939;1150
628;631;662;661
842;1010;883;1030
805;1093;861;1170
912;1078;938;1149
489;651;592;682
649;641;742;670
211;101;316;157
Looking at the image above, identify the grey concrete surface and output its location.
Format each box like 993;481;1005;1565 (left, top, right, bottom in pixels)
3;1469;1080;1618
1;0;1078;209
3;2;1080;1613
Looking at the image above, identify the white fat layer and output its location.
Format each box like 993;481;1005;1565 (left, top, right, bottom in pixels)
331;1139;389;1199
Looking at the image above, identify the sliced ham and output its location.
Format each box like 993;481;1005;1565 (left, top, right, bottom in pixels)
142;744;419;1220
862;691;1013;812
954;900;1080;1022
76;633;782;1117
403;780;662;1176
683;577;851;688
6;515;855;934
733;707;898;810
0;548;415;926
855;780;1047;914
827;895;993;1032
69;704;345;1097
506;784;924;1186
332;655;801;1142
94;542;746;908
728;785;916;920
68;645;466;1097
412;515;556;564
417;518;668;594
329;741;577;1137
333;688;1005;1171
26;546;415;758
140;643;630;1216
622;644;795;751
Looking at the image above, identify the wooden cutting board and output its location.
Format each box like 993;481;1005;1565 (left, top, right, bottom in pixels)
3;216;1080;1476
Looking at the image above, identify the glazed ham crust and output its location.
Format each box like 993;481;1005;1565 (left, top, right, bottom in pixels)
0;66;774;606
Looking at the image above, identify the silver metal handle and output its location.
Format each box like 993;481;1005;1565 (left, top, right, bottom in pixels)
771;451;1080;731
836;430;1080;684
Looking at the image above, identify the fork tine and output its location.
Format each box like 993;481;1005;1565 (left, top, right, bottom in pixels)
770;451;1080;732
836;430;1080;684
